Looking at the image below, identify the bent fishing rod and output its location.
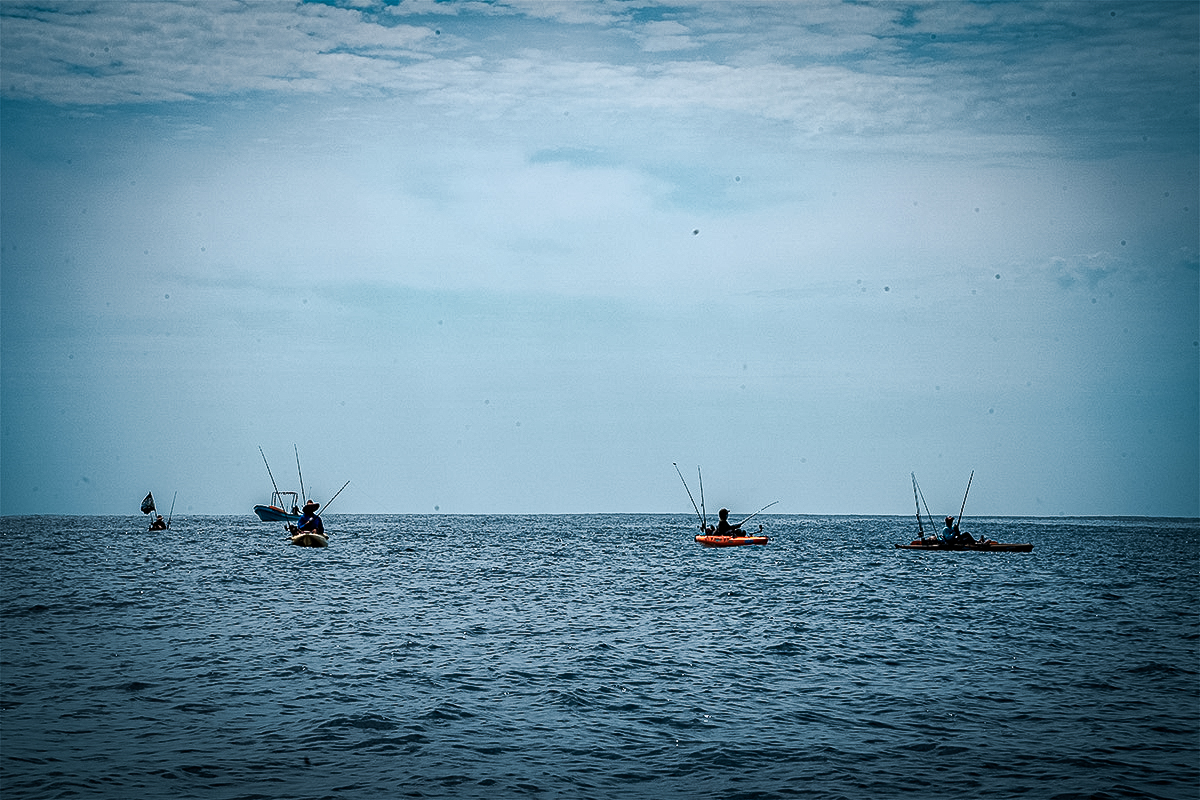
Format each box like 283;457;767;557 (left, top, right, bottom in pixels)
673;463;704;528
737;500;778;527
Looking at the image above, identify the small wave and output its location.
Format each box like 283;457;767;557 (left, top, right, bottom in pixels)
1;514;1195;800
1127;661;1194;676
319;713;400;731
418;703;476;721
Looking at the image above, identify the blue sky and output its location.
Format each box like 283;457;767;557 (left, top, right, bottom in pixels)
2;1;1196;517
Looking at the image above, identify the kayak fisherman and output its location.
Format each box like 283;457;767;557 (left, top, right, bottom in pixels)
289;500;324;536
940;516;956;542
713;508;765;536
149;515;167;531
941;515;976;545
715;508;743;536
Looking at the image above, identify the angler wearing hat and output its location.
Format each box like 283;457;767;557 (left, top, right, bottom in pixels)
289;500;324;537
940;514;977;545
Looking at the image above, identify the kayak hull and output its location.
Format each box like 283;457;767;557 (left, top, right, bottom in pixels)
895;540;1032;553
255;504;301;523
695;534;769;547
291;532;328;548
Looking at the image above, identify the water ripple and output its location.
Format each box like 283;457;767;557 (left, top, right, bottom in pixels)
1;514;1196;799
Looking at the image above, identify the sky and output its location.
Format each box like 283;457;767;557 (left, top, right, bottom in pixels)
1;0;1197;518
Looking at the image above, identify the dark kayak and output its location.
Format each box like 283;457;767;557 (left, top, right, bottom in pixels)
895;539;1032;552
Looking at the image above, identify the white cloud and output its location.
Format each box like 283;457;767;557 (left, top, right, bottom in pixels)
2;1;1194;162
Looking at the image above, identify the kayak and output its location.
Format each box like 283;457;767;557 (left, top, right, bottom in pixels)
895;539;1032;553
695;534;769;547
291;531;328;548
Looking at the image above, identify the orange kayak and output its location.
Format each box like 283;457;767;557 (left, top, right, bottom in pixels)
695;534;769;547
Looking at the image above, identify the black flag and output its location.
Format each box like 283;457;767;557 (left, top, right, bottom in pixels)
141;492;155;514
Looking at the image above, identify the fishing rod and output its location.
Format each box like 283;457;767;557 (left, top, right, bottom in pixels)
295;445;306;503
955;470;974;528
698;466;707;530
319;481;351;514
917;481;936;529
167;491;177;530
915;476;936;541
259;447;281;496
912;473;925;539
737;500;778;527
673;463;704;528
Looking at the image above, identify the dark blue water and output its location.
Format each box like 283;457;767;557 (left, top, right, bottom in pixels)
2;515;1197;800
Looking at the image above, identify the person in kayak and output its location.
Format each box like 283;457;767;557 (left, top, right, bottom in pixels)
940;516;956;541
149;515;167;531
941;515;977;545
709;508;764;537
289;500;324;536
714;508;743;536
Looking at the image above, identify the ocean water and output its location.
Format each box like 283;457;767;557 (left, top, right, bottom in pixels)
1;514;1197;800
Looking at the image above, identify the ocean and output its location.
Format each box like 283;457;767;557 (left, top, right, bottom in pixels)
2;514;1197;800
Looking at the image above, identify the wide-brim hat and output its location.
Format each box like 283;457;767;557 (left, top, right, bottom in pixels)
303;501;320;512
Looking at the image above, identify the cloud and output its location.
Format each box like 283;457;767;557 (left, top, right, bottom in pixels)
637;20;698;53
2;2;1194;160
1;1;1196;517
0;1;435;104
1047;252;1121;291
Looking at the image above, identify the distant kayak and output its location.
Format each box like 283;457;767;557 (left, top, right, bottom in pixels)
695;534;769;548
903;472;1030;551
895;539;1032;553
